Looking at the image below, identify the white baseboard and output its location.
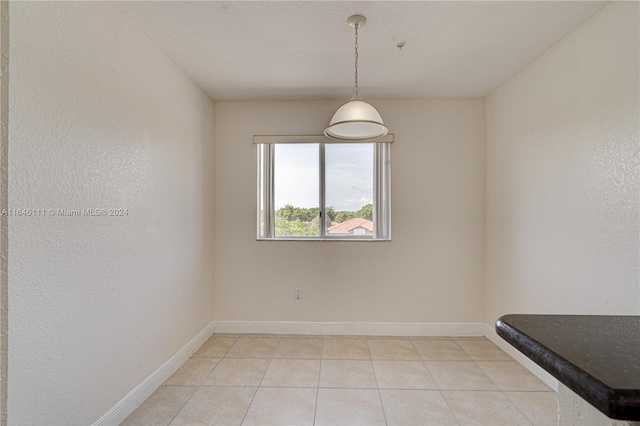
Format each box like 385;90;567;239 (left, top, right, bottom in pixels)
93;321;215;426
483;324;558;392
212;320;486;337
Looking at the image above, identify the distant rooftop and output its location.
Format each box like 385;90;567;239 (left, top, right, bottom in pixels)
327;218;373;234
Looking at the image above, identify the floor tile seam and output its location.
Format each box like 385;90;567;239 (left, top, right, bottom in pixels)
239;355;274;425
368;352;389;425
414;341;439;392
191;354;230;359
435;387;462;426
226;337;282;359
223;355;280;359
166;383;201;426
421;387;525;392
189;384;530;391
410;338;456;340
370;357;422;361
197;384;260;388
201;356;226;385
195;361;222;387
454;340;478;360
473;359;523;392
222;336;244;359
312;339;324;426
470;359;506;391
418;358;476;362
500;389;535;426
408;340;439;391
321;356;371;360
272;356;323;360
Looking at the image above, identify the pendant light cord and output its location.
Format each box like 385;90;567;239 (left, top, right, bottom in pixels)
353;23;360;99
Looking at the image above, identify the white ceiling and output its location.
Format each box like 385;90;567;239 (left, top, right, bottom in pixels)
117;1;609;100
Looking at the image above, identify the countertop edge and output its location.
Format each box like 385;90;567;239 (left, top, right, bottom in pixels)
495;315;640;421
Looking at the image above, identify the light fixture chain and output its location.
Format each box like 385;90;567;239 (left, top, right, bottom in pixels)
353;23;359;98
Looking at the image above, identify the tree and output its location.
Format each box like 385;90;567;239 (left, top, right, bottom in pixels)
274;204;372;236
275;205;318;222
276;204;295;221
335;210;356;223
325;206;337;222
356;204;373;220
274;215;321;236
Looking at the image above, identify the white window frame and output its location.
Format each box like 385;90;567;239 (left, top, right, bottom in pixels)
255;134;392;241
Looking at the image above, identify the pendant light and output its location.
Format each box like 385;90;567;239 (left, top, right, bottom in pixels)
324;15;389;141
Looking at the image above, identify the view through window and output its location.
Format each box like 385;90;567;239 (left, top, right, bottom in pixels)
325;144;374;237
258;141;390;240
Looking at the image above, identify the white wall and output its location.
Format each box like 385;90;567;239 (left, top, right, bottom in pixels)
214;99;485;323
9;2;215;424
485;1;640;325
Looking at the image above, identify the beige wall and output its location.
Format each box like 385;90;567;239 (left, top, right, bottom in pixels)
0;1;7;424
485;1;640;325
9;3;215;424
213;99;486;323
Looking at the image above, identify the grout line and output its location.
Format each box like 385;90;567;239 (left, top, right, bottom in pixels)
412;340;463;426
501;391;534;426
368;342;388;426
159;337;235;423
165;386;198;425
239;337;280;425
313;338;324;425
473;359;503;391
411;339;463;425
164;356;221;425
439;390;462;426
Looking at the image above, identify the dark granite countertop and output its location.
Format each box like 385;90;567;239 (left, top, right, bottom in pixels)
496;314;640;420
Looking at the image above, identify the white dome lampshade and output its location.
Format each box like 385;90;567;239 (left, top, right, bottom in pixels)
325;15;389;141
324;98;388;141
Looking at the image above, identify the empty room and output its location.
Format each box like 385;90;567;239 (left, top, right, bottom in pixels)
2;1;639;425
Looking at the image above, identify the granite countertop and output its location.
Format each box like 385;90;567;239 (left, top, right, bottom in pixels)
496;314;640;420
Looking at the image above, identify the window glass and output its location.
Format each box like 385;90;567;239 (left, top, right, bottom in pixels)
273;144;319;237
257;141;390;241
325;144;374;237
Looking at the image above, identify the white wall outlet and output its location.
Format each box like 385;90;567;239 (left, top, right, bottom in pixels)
295;288;302;300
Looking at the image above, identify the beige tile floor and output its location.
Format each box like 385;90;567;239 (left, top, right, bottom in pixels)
122;335;558;426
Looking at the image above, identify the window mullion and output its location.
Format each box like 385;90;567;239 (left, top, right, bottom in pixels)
268;144;275;238
319;143;326;238
373;143;379;239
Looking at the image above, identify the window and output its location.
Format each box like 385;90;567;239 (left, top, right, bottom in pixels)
256;136;391;241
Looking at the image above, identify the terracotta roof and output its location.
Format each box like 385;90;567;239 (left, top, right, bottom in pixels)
327;218;374;234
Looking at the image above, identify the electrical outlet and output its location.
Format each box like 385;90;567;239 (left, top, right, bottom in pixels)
295;288;302;300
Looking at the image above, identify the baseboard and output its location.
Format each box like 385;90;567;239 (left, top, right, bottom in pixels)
212;320;486;337
483;324;558;391
93;321;215;425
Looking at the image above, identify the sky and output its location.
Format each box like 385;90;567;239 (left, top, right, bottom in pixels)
274;143;374;212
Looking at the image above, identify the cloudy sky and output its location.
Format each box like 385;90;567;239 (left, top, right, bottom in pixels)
274;143;373;212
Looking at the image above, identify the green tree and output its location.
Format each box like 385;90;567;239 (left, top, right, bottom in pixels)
335;211;356;223
277;204;296;221
325;206;337;222
275;218;319;236
275;204;372;234
356;204;373;220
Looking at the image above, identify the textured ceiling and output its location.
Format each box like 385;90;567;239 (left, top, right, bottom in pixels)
117;1;609;100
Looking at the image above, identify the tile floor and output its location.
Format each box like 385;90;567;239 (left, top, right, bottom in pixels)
122;335;558;425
